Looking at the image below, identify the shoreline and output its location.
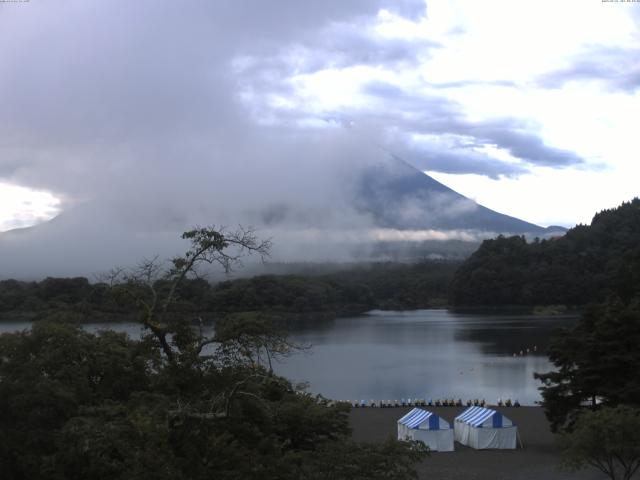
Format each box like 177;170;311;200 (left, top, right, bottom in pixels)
350;406;602;480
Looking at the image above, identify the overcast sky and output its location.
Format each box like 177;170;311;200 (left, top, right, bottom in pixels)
0;0;638;233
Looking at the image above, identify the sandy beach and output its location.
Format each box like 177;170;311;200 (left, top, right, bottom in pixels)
350;406;605;480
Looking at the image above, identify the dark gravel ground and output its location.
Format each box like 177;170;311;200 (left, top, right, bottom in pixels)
349;406;607;480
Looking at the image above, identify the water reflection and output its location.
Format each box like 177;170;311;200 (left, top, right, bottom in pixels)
0;310;577;405
275;310;578;405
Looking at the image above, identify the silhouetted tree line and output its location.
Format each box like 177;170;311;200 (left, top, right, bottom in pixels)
0;261;458;321
536;293;640;478
520;200;640;478
537;298;640;431
450;198;640;307
0;310;428;480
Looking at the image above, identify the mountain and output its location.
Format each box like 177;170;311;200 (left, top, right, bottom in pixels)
0;155;564;278
356;157;563;235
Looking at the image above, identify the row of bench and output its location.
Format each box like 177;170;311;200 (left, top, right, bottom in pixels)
347;398;522;408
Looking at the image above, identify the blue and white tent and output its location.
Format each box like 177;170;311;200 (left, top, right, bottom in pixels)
454;406;517;449
397;408;454;452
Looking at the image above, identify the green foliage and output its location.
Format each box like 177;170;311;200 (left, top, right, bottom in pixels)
486;200;640;438
206;274;376;315
560;406;640;480
195;259;457;315
0;227;428;479
297;438;429;480
0;260;458;322
37;277;91;304
0;319;426;479
52;400;180;480
0;278;133;321
326;261;456;310
451;198;640;306
535;299;640;432
0;322;154;479
213;312;302;373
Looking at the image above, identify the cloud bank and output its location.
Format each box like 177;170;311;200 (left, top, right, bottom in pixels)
0;0;605;277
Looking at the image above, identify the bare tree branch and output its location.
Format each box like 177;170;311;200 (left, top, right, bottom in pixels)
101;225;271;366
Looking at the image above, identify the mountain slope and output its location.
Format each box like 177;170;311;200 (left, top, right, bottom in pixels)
356;157;561;234
0;154;564;278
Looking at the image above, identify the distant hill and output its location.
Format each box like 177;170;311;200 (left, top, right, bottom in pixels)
450;198;640;307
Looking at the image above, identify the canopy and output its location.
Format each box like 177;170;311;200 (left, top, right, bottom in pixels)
398;408;450;430
397;408;454;452
455;406;514;428
454;406;517;450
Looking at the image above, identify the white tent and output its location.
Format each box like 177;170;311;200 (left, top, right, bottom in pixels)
454;406;517;450
397;408;454;452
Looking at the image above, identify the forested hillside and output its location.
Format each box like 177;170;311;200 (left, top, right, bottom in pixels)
0;261;458;322
450;199;640;307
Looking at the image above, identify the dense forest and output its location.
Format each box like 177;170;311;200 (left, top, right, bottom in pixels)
3;199;639;316
0;261;458;323
0;227;429;480
450;198;640;307
528;201;640;480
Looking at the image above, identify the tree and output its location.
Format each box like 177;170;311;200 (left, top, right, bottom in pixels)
106;226;271;365
450;198;640;307
560;406;640;480
0;227;430;479
535;299;640;431
213;312;303;374
298;438;429;480
0;322;154;479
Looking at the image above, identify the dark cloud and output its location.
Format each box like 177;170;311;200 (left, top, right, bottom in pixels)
390;142;528;179
465;122;584;168
361;81;452;113
0;0;591;276
358;81;584;176
307;23;440;71
537;45;640;92
232;19;440;93
0;0;581;200
0;1;415;197
426;79;517;89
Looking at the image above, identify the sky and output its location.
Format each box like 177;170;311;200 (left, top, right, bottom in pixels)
0;0;638;237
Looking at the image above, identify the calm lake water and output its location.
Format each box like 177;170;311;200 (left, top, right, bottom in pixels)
0;310;577;405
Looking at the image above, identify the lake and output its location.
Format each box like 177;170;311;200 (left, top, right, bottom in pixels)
0;309;577;405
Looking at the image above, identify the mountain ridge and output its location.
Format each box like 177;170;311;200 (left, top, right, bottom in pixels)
0;154;566;278
356;156;565;235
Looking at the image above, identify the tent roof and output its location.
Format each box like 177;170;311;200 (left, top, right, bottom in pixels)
455;406;513;428
398;408;447;430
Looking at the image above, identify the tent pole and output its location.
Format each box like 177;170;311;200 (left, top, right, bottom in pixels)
517;430;524;449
